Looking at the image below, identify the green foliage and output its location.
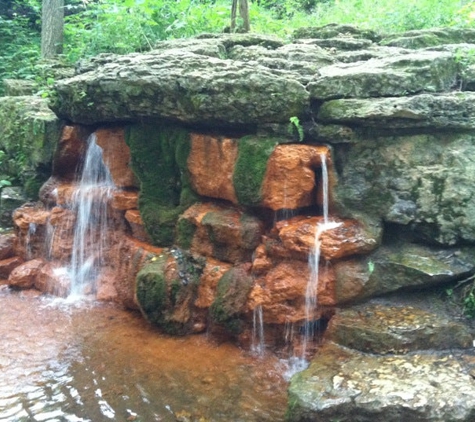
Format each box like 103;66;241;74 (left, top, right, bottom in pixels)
288;116;304;142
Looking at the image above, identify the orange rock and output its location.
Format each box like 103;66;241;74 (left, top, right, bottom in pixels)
125;209;150;243
248;260;335;324
261;145;330;210
195;258;232;308
48;207;76;262
13;205;50;231
276;216;379;260
251;243;273;275
95;127;137;188
52;125;89;181
0;256;24;279
187;134;238;203
8;258;45;289
181;202;264;264
35;262;71;297
111;190;139;210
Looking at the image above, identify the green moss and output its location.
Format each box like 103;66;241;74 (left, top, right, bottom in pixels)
176;217;197;250
125;122;198;246
136;255;169;326
210;266;254;335
233;136;279;206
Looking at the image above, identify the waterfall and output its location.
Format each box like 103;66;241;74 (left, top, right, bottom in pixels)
302;152;341;358
69;133;115;297
251;304;265;356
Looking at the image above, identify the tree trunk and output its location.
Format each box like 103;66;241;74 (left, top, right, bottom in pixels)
41;0;64;58
231;0;250;33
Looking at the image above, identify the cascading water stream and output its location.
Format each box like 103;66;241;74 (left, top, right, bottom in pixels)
69;133;115;298
251;304;265;356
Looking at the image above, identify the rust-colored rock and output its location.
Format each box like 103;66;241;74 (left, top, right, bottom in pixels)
48;207;76;262
276;216;379;260
35;262;71;297
8;258;45;289
261;144;331;210
187;134;238;203
95;127;137;188
251;243;273;275
0;256;24;279
52;125;89;181
125;209;150;243
248;259;336;324
195;258;232;308
0;234;15;261
180;202;264;264
13;205;50;231
111;190;139;211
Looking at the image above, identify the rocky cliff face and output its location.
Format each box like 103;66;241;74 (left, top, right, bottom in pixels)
3;24;475;421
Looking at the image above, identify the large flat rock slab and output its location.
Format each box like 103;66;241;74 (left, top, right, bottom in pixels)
288;343;475;422
326;304;472;354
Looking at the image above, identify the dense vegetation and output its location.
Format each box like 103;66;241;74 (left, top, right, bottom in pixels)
1;0;475;95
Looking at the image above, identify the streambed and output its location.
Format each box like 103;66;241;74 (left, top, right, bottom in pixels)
0;286;288;421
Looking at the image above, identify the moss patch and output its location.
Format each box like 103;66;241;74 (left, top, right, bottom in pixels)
125;122;199;246
210;266;254;334
233;136;279;206
176;217;197;250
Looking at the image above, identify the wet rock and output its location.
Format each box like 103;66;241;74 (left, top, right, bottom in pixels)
275;216;380;261
47;207;75;262
8;258;45;289
308;50;457;100
52;125;89;181
0;256;24;279
195;258;232;309
261;145;330;211
111;190;139;211
95;127;138;188
287;342;475;422
124;210;150;243
209;264;254;334
333;244;475;303
318;92;475;130
177;202;263;264
332;131;475;245
249;259;335;324
326;304;472;354
0;234;15;261
35;262;71;297
187;133;239;204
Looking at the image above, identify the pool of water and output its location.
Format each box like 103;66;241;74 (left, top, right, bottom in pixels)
0;287;288;422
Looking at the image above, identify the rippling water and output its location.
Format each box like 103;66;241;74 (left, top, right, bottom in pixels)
0;287;288;422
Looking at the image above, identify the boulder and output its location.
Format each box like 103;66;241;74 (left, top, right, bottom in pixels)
8;258;45;289
51;47;309;127
331;131;475;245
380;28;475;49
333;243;475;303
287;342;475;422
0;256;24;279
308;50;458;100
326;304;472;354
317;92;475;130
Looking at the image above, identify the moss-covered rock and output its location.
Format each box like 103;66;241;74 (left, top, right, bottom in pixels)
0;96;61;199
136;249;205;335
209;265;254;334
233;136;279;206
125;122;198;246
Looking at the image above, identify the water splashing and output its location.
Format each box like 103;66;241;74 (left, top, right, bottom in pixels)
69;134;115;298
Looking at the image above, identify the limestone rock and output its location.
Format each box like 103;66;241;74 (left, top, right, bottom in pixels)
318;92;475;130
0;187;27;227
51;48;308;127
292;24;381;42
8;258;45;289
308;51;458;100
333;244;475;303
287;342;475;422
332;131;475;245
326;304;472;354
3;79;38;96
380;28;475;49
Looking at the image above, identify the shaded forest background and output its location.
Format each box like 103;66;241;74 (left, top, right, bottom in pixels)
1;0;475;95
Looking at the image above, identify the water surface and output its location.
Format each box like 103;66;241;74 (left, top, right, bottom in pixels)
0;287;288;421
